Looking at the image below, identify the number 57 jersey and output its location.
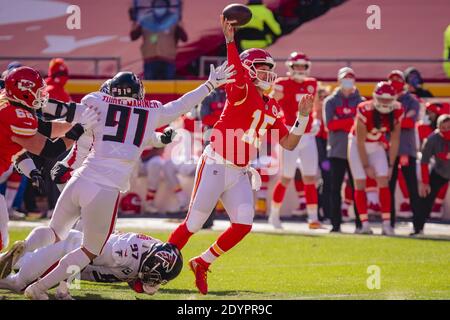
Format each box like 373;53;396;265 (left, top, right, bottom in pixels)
73;92;166;192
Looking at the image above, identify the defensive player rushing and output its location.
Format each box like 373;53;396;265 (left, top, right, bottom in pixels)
167;16;314;295
0;230;182;299
269;51;320;229
0;65;235;299
348;82;403;235
0;67;98;252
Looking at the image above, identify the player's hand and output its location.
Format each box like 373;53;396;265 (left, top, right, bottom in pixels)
78;106;100;131
51;162;72;184
419;182;431;198
208;62;236;89
160;127;177;144
30;169;45;195
298;94;314;117
220;14;236;43
364;165;376;179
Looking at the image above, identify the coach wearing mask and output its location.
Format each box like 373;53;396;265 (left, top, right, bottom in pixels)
387;70;421;228
324;67;364;232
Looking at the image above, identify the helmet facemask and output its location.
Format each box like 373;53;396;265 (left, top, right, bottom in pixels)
243;60;277;91
373;95;395;114
287;62;311;81
31;86;49;109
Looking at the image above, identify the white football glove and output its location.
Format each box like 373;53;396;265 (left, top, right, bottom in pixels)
206;62;236;90
78;106;100;131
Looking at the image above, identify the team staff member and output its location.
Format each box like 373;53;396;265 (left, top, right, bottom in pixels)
386;70;421;228
323;67;363;232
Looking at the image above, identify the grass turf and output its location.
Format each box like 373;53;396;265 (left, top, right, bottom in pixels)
1;227;449;300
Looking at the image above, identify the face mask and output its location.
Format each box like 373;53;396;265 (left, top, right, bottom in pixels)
423;114;431;125
256;80;271;91
442;130;450;141
407;74;422;88
340;78;354;90
390;80;405;94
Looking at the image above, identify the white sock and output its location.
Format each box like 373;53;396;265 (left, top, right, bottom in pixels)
362;221;370;228
5;187;18;209
24;226;56;253
200;248;218;264
270;202;280;218
307;206;318;222
34;247;90;292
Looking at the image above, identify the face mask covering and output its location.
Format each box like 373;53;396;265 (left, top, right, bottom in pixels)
340;78;354;90
442;130;450;141
390;80;405;94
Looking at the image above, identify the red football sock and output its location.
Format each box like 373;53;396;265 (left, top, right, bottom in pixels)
354;190;368;222
437;183;448;201
294;179;305;198
216;223;252;253
304;183;318;206
344;182;353;203
398;171;410;199
167;222;193;250
379;187;391;221
146;189;156;201
272;182;287;204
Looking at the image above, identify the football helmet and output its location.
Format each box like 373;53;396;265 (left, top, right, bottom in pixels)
119;192;142;215
138;242;183;286
286;52;311;81
99;79;112;95
240;48;277;90
372;81;397;114
4;67;48;109
426;102;450;116
109;71;144;100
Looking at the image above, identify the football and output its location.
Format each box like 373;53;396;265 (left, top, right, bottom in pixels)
222;3;252;26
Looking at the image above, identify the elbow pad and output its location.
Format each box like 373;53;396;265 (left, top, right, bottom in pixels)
39;139;67;159
65;124;85;141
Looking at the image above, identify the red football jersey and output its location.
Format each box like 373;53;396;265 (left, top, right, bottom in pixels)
353;100;403;142
210;42;289;167
0;102;38;175
273;77;317;129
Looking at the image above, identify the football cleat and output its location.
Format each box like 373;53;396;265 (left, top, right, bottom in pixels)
308;221;322;230
0;240;25;279
189;257;210;295
255;198;267;216
268;214;283;229
24;283;49;300
382;223;395;236
358;224;374;235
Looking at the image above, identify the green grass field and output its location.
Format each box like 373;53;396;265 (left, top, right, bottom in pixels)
1;227;449;300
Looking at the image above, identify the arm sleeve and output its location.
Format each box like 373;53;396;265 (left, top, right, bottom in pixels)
44;99;79;122
420;163;430;184
157;84;210;127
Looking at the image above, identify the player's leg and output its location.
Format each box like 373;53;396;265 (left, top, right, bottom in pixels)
162;160;190;211
293;172;306;215
369;146;392;235
329;158;347;231
397;168;411;215
298;135;320;228
190;168;254;294
0;231;82;293
168;155;223;250
348;139;371;234
144;156;164;213
0;176;81;280
0;194;9;251
432;182;449;217
269;144;297;228
25;180;119;299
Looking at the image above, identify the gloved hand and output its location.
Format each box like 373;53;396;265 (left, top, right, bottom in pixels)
206;62;236;90
160;127;177;145
51;162;73;184
30;169;45;195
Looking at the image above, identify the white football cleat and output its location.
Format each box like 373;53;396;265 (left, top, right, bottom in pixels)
268;214;283;229
24;283;49;300
55;282;74;300
382;223;395;236
358;224;373;235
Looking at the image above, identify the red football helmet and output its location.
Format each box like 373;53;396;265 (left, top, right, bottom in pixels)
372;81;397;114
285;52;311;80
120;193;142;215
4;67;48;109
240;48;277;90
426;102;450;116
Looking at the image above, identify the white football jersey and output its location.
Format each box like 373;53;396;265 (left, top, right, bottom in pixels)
73;92;167;191
82;232;161;283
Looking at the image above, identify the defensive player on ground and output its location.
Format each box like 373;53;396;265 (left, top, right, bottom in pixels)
0;67;98;252
348;82;403;235
0;230;182;299
0;66;234;300
167;15;314;295
269;51;321;229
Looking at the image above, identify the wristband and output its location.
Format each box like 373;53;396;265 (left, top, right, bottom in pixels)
65;123;85;141
290;115;309;136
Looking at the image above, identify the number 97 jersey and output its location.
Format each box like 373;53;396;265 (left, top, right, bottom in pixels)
73;92;164;192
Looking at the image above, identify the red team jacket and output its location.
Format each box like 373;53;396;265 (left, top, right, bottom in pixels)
0;102;38;175
209;42;289;167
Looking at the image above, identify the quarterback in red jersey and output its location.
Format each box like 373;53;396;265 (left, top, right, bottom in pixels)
348;82;403;235
0;67;97;253
167;15;314;295
269;51;321;229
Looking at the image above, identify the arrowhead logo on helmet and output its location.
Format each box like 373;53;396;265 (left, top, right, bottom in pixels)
372;81;397;114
